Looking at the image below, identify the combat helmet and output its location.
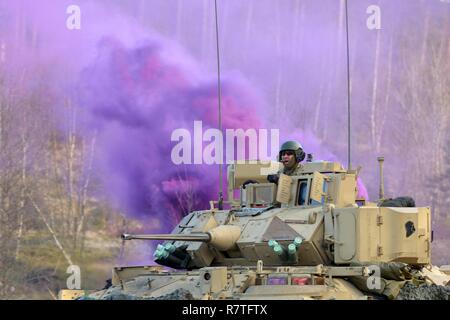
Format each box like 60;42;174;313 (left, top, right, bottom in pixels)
278;140;305;163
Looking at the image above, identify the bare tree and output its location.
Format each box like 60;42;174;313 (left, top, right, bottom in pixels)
395;18;450;223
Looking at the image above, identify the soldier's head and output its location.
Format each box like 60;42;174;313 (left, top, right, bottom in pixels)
278;140;305;169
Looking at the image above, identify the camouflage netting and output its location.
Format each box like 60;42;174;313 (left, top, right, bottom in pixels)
396;283;450;300
378;196;415;207
348;262;450;300
79;288;195;300
149;288;195;300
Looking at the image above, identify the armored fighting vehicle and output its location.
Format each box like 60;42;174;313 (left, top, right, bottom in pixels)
60;159;450;300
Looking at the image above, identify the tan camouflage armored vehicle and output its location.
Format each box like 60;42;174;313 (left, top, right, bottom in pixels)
60;159;450;300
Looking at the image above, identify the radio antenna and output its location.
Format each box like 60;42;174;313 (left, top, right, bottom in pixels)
214;0;224;210
344;0;352;170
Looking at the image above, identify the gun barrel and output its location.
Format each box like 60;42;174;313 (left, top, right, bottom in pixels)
121;233;211;242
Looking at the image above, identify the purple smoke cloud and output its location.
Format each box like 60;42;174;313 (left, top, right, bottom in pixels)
1;0;372;233
78;37;267;230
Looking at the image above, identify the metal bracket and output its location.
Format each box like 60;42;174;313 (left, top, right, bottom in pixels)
377;245;383;256
376;215;383;226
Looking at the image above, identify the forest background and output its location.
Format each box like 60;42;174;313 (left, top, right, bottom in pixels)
0;0;448;299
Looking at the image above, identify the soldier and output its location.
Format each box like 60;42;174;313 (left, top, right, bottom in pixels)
268;140;306;184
